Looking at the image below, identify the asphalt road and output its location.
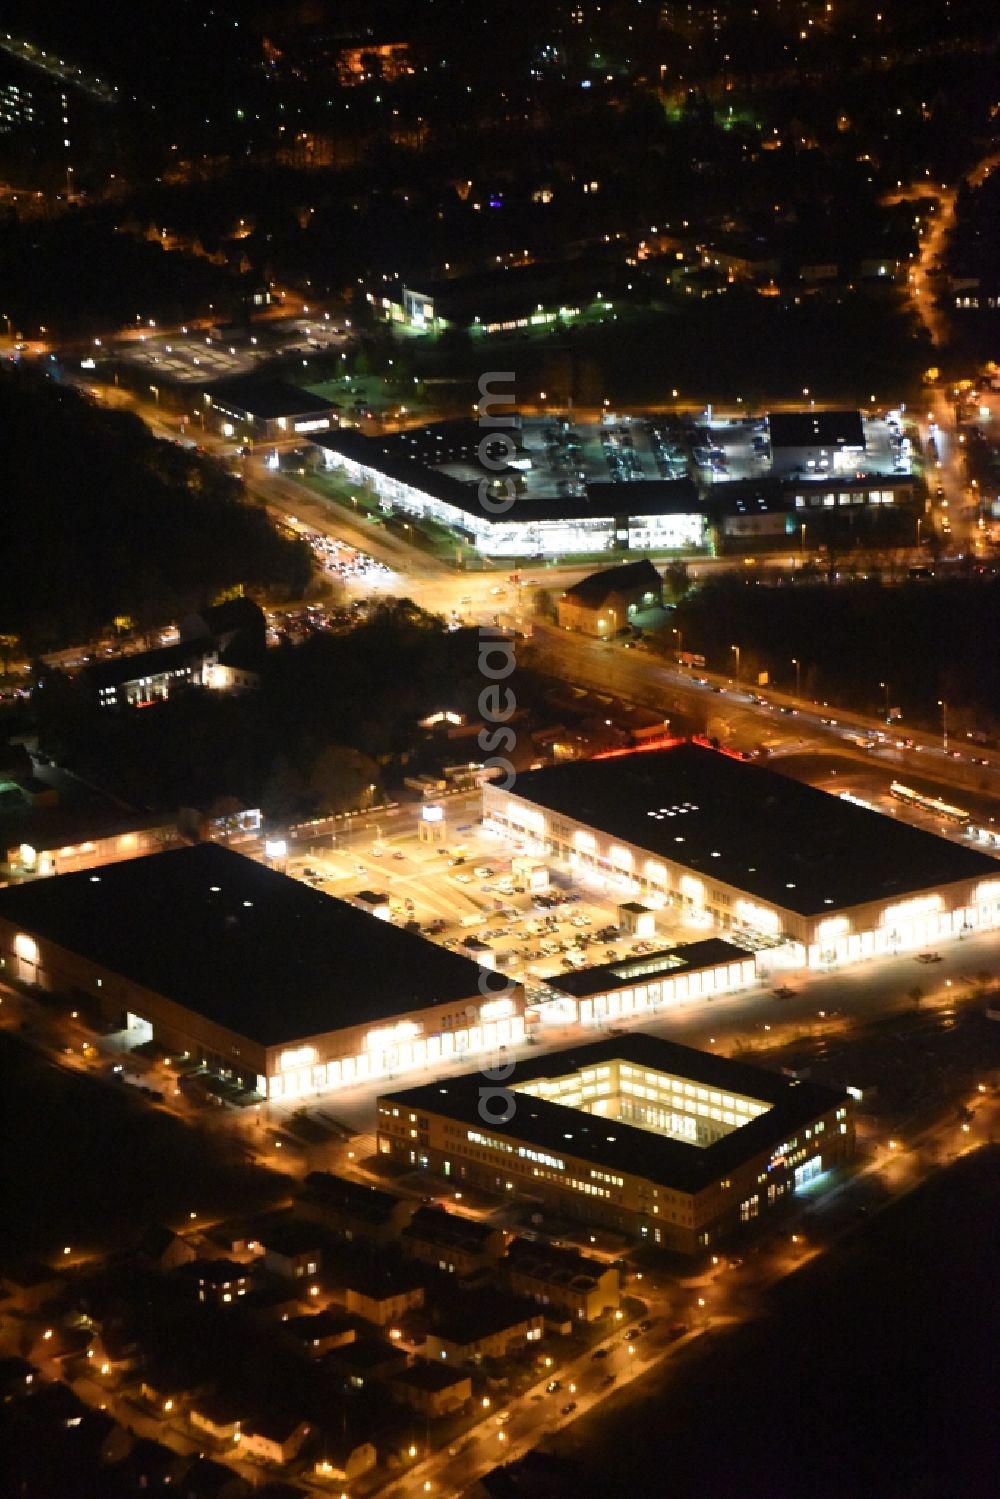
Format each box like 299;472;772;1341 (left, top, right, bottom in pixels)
527;623;999;797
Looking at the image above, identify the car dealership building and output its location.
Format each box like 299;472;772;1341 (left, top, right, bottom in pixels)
0;845;524;1100
482;743;1000;966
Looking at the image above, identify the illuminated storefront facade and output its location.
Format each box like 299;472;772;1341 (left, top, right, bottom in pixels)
482;749;1000;967
313;435;705;558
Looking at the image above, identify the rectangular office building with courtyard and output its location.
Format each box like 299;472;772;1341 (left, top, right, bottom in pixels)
377;1035;855;1254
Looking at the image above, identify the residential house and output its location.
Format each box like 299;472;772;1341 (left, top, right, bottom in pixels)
111;1436;188;1491
503;1239;620;1323
189;1394;246;1446
191;1258;252;1306
2;1262;62;1311
139;1363;208;1418
323;1338;410;1390
557;560;663;638
238;1282;303;1323
73;1410;135;1467
136;1224;197;1272
238;1413;312;1466
281;1310;356;1357
314;1439;379;1486
401;1206;508;1278
424;1293;544;1365
343;1267;426;1328
389;1361;472;1417
261;1224;323;1284
89;598;266;709
89;1323;143;1380
300;1172;416;1246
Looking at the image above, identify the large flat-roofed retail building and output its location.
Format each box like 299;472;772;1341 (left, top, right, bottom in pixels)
377;1035;855;1253
203;376;338;442
482;743;1000;965
311;424;704;558
0;845;524;1099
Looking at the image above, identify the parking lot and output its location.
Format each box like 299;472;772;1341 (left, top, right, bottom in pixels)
99;314;345;387
693;412;914;484
285;817;724;990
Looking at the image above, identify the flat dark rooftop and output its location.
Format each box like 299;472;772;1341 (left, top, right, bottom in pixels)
502;743;996;916
206;376;335;419
767;409;865;449
381;1034;848;1195
311;431;698;524
392;1361;471;1392
0;844;491;1047
548;938;750;999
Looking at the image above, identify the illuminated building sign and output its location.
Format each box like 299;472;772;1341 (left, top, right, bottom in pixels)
366;1021;420;1052
881;894;943;927
279;1046;317;1072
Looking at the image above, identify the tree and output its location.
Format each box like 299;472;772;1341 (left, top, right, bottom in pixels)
261;755;308;822
662;561;690;602
308;744;381;816
532;588;556;621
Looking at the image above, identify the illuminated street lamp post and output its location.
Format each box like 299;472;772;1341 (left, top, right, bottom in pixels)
672;626;683;663
792;657;801;698
800;520;807;557
938;698;948;753
731;643;741;690
879;680;890;722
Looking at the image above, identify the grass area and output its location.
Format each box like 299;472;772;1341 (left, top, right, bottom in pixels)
395;291;929;409
0;1031;290;1261
304;373;439;420
300;470;384;521
551;1145;1000;1498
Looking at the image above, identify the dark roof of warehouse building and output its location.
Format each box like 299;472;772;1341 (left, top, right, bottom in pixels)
380;1033;849;1195
501;742;997;917
205;376;336;420
87;640;208;692
398;257;628;324
310;431;698;524
767;409;865;450
0;844;492;1046
547;938;750;999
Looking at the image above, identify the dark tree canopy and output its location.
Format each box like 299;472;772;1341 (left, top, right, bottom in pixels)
0;372;311;649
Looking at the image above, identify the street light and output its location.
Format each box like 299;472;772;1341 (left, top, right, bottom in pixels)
879;680;890;721
731;643;741;689
938;698;948;753
672;626;683;663
792;657;801;698
800;520;807;557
